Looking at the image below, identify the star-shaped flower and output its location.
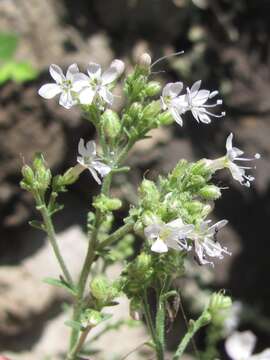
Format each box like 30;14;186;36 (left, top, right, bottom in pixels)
73;59;125;106
38;64;80;109
174;80;225;124
190;219;230;266
144;218;194;253
77;139;111;185
205;133;261;187
160;82;184;126
225;331;270;360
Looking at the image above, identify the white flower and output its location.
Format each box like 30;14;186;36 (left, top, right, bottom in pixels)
225;331;270;360
38;64;80;109
190;219;230;266
77;139;111;185
73;59;125;106
160;82;184;126
205;133;261;187
144;218;194;253
175;80;225;124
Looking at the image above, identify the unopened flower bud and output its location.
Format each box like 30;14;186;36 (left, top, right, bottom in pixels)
209;292;232;314
145;81;161;97
186;200;203;214
101;109;121;140
81;309;102;328
93;194;122;213
158;111;174;125
142;211;160;226
33;153;45;172
136;252;152;274
199;185;221;200
189;175;206;188
128;102;143;118
90;276;111;301
138;53;152;69
142;101;161;119
139;179;160;204
21;165;35;185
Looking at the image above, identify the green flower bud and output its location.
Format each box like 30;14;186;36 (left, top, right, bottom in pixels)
136;252;152;273
138;53;152;69
81;309;102;328
186;201;204;215
101;109;121;140
93;194;122;213
142;211;160;226
189;175;206;189
201;204;212;217
158;111;174;125
139;179;160;206
142;101;161;119
208;292;232;314
191;159;212;178
21;165;35;185
199;310;212;326
32;153;45;172
90;276;119;305
128;102;143;118
133;220;144;236
199;185;221;200
145;81;161;97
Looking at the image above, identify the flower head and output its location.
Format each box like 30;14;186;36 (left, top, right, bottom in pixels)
73;59;125;106
225;331;270;360
77;139;111;184
160;82;184;126
190;219;230;266
144;218;194;253
206;133;261;187
38;64;79;109
175;80;225;124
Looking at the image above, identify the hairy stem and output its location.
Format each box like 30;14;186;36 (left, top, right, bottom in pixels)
35;194;73;285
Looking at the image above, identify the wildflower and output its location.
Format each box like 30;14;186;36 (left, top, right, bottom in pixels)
175;80;225;124
77;139;111;185
160;82;185;126
190;219;230;266
144;218;194;253
225;331;270;360
38;64;80;109
205;133;261;187
73;59;125;106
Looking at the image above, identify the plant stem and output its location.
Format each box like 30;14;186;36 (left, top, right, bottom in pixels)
172;311;210;360
99;222;134;249
35;194;73;285
67;326;92;360
143;292;164;360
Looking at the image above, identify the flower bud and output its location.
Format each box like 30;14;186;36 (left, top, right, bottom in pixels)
189;175;206;188
93;194;122;213
199;310;212;326
209;292;232;314
21;165;35;185
33;153;45;172
142;211;160;226
136;252;152;274
199;185;221;200
138;53;152;69
90;276;111;301
201;204;212;217
145;81;161;97
139;179;160;206
128;102;143;118
186;200;203;215
142;101;161;119
81;309;102;328
101;109;121;140
158;111;174;125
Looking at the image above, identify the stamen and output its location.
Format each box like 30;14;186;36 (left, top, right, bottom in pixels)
151;50;184;68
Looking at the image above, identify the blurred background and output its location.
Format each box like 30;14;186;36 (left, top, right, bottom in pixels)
0;0;270;359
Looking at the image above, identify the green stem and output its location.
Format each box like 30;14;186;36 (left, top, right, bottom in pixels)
67;326;92;360
143;292;164;360
35;194;73;285
172;311;210;360
99;222;134;250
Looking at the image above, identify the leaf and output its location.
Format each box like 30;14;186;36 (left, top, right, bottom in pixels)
29;220;45;232
11;61;38;83
0;63;13;84
0;32;18;60
64;320;82;331
43;277;78;296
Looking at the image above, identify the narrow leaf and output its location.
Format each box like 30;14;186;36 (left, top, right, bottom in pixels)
43;277;77;296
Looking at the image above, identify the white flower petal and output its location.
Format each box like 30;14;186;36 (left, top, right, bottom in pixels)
72;75;90;92
79;87;96;105
86;140;96;156
225;331;256;360
193;89;210;105
226;133;233;153
228;162;245;183
170;107;183;126
151;238;168;253
89;167;102;185
66;63;79;80
198;112;211;124
102;59;125;85
59;91;74;109
92;161;111;177
99;86;114;105
162;82;183;98
144;223;163;241
251;349;270;360
190;80;202;96
168;218;184;228
38;83;61;99
49;64;65;84
87;63;102;80
78;138;87;157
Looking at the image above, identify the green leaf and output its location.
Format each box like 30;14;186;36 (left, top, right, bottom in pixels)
43;277;78;296
11;61;38;82
29;220;45;232
0;63;13;84
64;320;82;331
0;32;18;60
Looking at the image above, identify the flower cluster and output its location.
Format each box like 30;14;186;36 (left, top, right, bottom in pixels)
38;60;125;109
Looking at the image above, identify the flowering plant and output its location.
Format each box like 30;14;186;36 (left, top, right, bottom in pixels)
20;52;260;359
